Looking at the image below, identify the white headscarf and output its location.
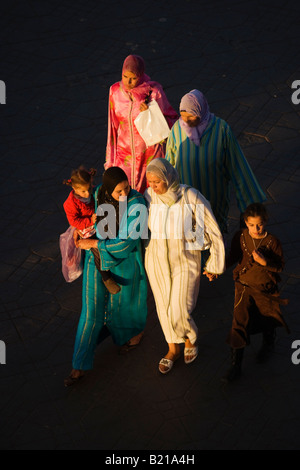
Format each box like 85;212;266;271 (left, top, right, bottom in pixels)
146;158;181;206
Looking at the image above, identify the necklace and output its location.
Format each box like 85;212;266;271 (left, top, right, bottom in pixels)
250;231;267;251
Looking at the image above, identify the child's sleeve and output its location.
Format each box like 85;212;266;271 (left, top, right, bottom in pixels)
63;197;94;230
264;237;285;273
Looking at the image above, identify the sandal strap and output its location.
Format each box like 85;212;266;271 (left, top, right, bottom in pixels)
159;358;174;367
184;347;198;355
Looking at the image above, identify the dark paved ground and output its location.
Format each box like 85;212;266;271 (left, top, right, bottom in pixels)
1;0;300;452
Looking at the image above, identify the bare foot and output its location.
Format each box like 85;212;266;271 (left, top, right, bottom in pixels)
159;346;181;373
128;331;144;346
184;339;198;364
64;369;84;387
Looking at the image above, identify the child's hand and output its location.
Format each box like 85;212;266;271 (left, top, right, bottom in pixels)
91;213;97;224
77;239;98;250
252;249;267;266
73;229;80;247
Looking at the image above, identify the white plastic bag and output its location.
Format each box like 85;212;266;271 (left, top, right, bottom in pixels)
134;100;170;147
59;226;83;282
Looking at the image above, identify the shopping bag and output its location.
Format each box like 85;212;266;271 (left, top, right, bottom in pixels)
59;226;83;282
134;100;170;147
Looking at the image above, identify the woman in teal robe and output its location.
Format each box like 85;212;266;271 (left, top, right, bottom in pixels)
64;167;148;386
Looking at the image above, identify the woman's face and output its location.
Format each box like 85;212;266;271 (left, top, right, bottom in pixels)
245;216;266;239
111;180;130;201
180;111;200;127
122;70;139;90
146;173;168;195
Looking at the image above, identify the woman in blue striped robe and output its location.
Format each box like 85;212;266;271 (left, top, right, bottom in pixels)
64;167;148;386
165;90;266;234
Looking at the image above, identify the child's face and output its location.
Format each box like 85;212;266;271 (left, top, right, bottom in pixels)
73;183;91;199
245;216;266;238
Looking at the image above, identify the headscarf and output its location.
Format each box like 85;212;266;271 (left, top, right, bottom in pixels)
146;158;181;206
101;167;128;197
179;89;213;145
122;55;151;87
97;167;129;234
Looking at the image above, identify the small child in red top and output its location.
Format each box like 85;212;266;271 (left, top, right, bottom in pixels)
63;166;121;295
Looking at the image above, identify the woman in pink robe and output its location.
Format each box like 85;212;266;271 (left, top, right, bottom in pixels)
105;55;178;194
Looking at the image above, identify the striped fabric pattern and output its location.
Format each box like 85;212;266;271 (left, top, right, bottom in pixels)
144;185;225;345
165;116;266;232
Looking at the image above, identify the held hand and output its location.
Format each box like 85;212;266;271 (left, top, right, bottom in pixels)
91;213;97;224
203;270;219;282
252;249;267;266
77;239;98;250
140;102;149;112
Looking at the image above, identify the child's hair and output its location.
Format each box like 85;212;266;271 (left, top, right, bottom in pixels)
63;166;97;187
243;203;268;223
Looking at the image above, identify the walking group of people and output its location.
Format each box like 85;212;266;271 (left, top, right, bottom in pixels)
62;55;289;387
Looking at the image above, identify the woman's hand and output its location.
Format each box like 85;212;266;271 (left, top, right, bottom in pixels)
91;213;97;224
73;229;80;248
252;249;267;266
203;270;219;282
140;102;149;112
77;239;98;250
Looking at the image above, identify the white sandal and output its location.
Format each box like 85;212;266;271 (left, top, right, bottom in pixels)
184;346;198;364
159;357;174;374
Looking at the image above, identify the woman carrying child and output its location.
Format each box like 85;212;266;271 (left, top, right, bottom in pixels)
64;166;148;386
63;166;120;294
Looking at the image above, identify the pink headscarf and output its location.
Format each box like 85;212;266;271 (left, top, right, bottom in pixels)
179;89;213;145
121;55;151;91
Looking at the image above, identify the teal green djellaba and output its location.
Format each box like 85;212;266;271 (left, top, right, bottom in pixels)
72;186;148;371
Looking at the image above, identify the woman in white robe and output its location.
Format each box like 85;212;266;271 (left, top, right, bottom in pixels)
144;158;225;374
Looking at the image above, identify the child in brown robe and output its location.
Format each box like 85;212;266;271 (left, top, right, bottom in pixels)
222;203;289;383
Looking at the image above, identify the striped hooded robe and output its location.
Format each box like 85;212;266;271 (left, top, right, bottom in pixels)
165;90;266;233
144;158;225;345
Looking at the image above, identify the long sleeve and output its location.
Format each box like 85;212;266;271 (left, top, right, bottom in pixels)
263;236;285;273
151;83;178;129
186;187;225;274
105;86;119;169
63;193;94;230
224;126;266;212
165;125;177;166
201;197;226;275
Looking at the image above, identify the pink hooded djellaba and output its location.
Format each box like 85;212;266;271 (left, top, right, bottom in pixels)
105;55;178;194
